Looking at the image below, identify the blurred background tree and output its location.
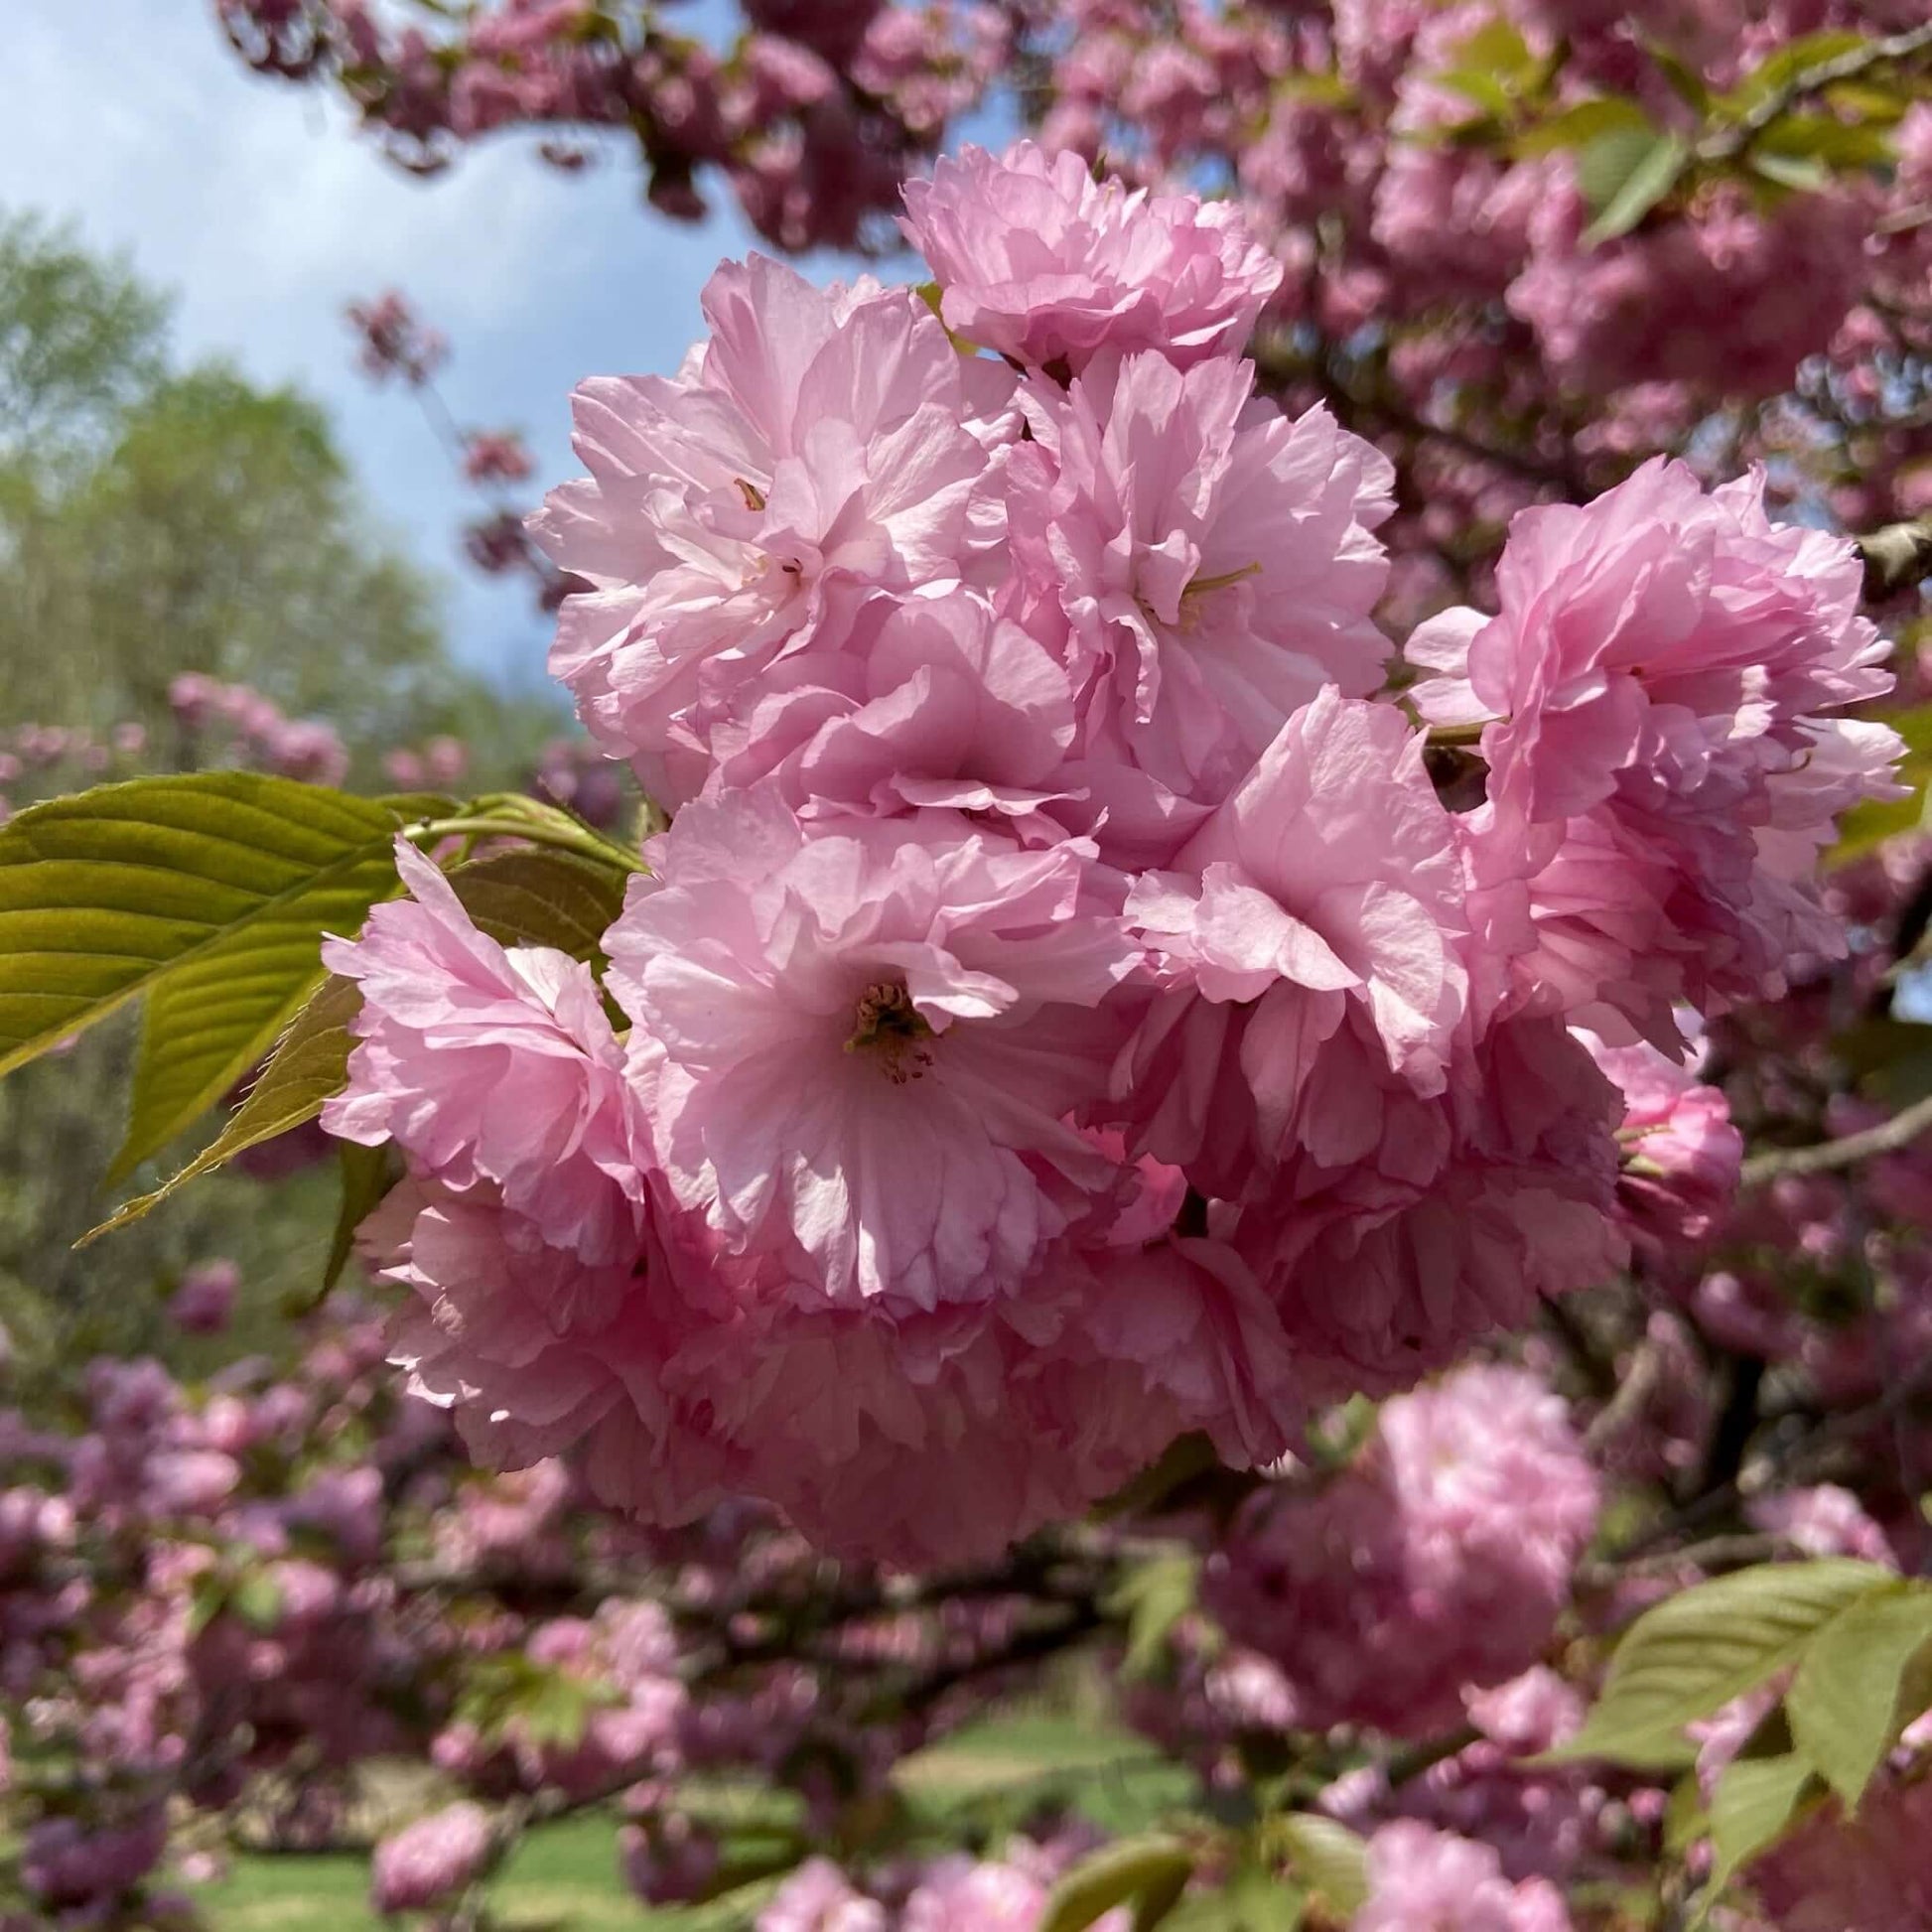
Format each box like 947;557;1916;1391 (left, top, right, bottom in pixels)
0;210;564;1369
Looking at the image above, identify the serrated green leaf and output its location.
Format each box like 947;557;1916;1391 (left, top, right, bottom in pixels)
0;773;443;1083
1581;129;1689;245
1707;1752;1816;1896
85;973;363;1239
1556;1562;1896;1769
1039;1836;1195;1932
1277;1815;1367;1918
1785;1582;1932;1809
1514;95;1653;157
85;842;630;1240
439;846;627;964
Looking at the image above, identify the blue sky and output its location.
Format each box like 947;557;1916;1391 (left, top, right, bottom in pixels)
8;0;860;692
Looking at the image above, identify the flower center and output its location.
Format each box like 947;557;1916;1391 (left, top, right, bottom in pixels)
844;980;935;1085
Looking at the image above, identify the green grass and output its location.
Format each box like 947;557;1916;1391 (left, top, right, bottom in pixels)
191;1814;646;1929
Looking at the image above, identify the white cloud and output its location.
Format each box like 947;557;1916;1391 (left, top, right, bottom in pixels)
4;0;776;683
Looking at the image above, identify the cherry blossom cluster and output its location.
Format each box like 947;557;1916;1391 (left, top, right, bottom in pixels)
1204;1366;1600;1737
167;673;350;786
317;139;1899;1570
218;0;1010;253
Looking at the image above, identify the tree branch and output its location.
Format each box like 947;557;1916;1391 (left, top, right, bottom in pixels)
1741;1087;1932;1184
1700;23;1932;163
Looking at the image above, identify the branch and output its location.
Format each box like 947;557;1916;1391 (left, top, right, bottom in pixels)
1740;1087;1932;1184
1858;515;1932;600
1700;23;1932;163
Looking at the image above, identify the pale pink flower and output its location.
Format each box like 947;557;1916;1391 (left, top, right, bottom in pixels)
169;1258;238;1333
533;255;1012;805
323;842;646;1266
1582;1031;1741;1249
1413;460;1898;1042
900;140;1282;372
1235;1011;1625;1397
1005;352;1394;862
605;790;1140;1311
369;1802;495;1915
1206;1366;1600;1734
1120;687;1468;1196
901;1855;1048;1931
703;585;1079;829
758;1858;887;1932
1356;1821;1575;1931
1746;1485;1897;1567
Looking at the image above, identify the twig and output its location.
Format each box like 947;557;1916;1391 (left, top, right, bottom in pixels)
1740;1087;1932;1184
1699;23;1932;163
1584;1334;1664;1453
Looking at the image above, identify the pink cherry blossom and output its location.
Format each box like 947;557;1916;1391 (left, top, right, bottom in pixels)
605;790;1140;1311
900;140;1282;372
1583;1030;1741;1249
702;585;1079;829
1412;459;1899;1042
1005;352;1394;862
1236;1010;1625;1397
1206;1366;1599;1734
757;1857;887;1932
1356;1821;1575;1932
1120;686;1468;1196
369;1801;496;1914
323;841;646;1266
533;255;1013;805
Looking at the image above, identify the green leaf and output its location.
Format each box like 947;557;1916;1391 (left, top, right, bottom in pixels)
323;1139;398;1299
1039;1837;1195;1932
1726;32;1870;115
1276;1815;1367;1919
1447;15;1538;89
437;845;628;964
1432;68;1519;118
1823;79;1909;124
1748;151;1834;193
1580;129;1690;246
1752;111;1896;170
892;1718;1166;1820
1109;1554;1201;1680
0;773;444;1081
1166;1867;1305;1931
85;973;363;1239
1784;1582;1932;1809
1642;41;1711;113
230;1568;285;1632
1706;1752;1817;1896
1514;95;1653;157
85;843;629;1240
1556;1561;1896;1769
